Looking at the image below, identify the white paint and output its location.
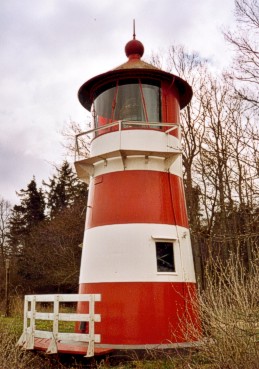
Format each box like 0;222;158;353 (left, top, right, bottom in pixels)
75;126;184;181
74;125;183;182
95;342;201;350
93;155;182;176
76;153;183;181
79;223;196;284
18;293;101;357
91;128;180;157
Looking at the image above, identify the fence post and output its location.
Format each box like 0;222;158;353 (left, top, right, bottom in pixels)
86;294;95;357
47;295;59;354
25;296;36;350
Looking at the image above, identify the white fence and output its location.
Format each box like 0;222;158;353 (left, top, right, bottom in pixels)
17;294;101;357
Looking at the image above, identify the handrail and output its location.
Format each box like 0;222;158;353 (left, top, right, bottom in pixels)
17;294;101;357
74;120;179;161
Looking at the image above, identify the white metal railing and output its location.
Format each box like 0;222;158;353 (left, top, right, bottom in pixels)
17;294;101;357
74;120;179;161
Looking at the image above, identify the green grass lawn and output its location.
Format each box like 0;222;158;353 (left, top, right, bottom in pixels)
0;314;23;337
35;319;75;333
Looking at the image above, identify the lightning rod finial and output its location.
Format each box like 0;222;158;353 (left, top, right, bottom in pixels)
133;19;136;40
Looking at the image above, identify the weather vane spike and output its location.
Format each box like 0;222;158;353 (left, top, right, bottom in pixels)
133;19;136;40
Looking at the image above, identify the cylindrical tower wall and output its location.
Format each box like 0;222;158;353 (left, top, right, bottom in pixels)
77;126;197;346
75;36;199;349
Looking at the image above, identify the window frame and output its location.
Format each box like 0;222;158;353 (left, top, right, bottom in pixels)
153;238;177;275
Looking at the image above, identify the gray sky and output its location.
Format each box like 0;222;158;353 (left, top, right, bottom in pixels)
0;0;235;204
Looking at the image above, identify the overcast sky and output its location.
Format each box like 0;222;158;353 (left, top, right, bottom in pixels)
0;0;236;204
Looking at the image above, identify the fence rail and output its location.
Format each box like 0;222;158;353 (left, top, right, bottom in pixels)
17;294;101;357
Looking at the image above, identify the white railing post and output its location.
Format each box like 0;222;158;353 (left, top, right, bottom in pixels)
47;294;59;354
26;296;36;350
17;295;29;347
86;294;95;357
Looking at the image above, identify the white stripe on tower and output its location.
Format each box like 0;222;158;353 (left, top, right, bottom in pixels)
79;224;195;284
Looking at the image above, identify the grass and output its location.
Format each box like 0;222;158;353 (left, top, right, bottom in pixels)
0;308;257;369
34;319;75;332
0;314;23;336
21;301;77;333
0;313;208;369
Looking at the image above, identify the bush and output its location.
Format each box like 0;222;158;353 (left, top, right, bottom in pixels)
0;317;43;369
182;251;259;369
0;317;89;368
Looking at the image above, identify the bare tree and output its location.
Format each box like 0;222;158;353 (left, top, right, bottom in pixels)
0;197;11;303
61;119;91;160
224;0;259;108
149;45;210;285
0;197;11;269
150;42;259;286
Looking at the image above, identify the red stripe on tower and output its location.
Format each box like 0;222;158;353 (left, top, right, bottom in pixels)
86;171;189;229
74;29;199;350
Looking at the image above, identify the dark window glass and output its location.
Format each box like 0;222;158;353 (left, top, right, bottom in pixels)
155;242;175;272
142;84;160;122
114;84;144;121
93;80;161;127
93;86;116;127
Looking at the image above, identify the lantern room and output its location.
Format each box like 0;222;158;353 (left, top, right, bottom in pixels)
78;37;192;136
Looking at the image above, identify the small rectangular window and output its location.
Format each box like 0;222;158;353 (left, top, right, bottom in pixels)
155;242;175;272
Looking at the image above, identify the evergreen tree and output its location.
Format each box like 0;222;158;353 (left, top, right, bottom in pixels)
18;177;45;228
7;177;45;254
6;178;46;293
7;205;27;256
44;161;87;218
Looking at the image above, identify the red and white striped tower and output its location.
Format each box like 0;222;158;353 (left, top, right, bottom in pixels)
75;33;198;350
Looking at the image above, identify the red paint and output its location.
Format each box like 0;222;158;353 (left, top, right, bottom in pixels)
161;81;180;138
125;39;144;58
73;36;198;352
77;282;199;345
86;171;189;229
33;338;113;356
169;174;189;227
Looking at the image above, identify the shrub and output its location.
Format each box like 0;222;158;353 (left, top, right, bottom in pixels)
181;251;259;369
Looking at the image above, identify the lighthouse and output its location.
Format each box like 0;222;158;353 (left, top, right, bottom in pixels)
75;31;198;350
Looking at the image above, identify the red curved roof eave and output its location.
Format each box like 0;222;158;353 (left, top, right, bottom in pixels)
78;66;193;111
